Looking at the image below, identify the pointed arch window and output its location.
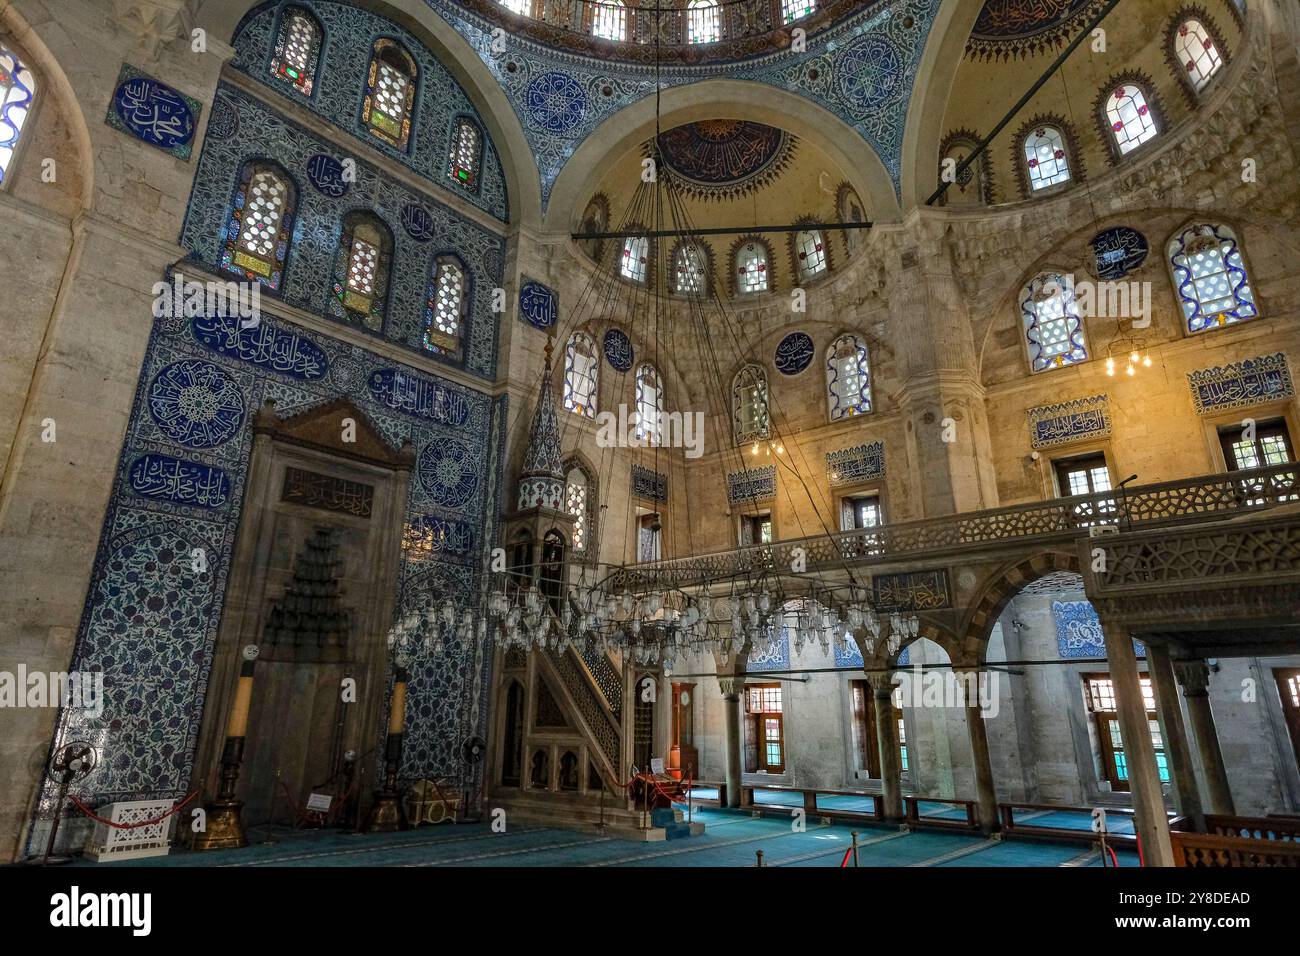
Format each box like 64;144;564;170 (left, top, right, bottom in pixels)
826;334;872;420
332;212;393;331
564;331;599;418
270;6;322;96
635;363;664;444
222;160;296;291
621;234;648;283
1168;223;1258;333
782;0;817;24
362;39;417;151
1105;83;1158;155
424;255;467;354
1021;272;1088;373
688;0;721;43
0;43;37;189
673;241;707;295
449;117;482;189
736;240;769;294
1022;125;1071;191
733;364;770;446
937;132;990;206
1175;18;1224;92
592;1;627;41
564;462;595;553
794;229;827;281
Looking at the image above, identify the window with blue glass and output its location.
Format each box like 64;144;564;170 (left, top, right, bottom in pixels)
826;333;872;420
448;117;482;190
362;39;417;151
0;42;37;189
269;6;322;96
1085;675;1170;790
1021;272;1088;373
424;254;467;355
332;211;393;331
1168;223;1258;334
222;160;297;291
563;331;599;418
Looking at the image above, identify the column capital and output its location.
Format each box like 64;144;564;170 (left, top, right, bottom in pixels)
1174;659;1211;695
717;676;744;698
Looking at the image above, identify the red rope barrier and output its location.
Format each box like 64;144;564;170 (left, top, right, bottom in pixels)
68;791;198;829
840;846;854;868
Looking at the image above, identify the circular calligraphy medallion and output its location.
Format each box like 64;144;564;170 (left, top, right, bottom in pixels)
148;360;246;448
418;439;479;508
401;203;436;242
603;328;634;373
525;72;588;134
835;35;904;115
113;75;196;150
774;331;815;376
306;154;350;198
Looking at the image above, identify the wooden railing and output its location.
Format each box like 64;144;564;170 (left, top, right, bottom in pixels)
612;462;1300;590
1203;814;1300;842
1171;831;1300;867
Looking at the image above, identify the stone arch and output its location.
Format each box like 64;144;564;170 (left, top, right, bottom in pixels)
958;549;1083;663
545;78;901;233
199;0;541;226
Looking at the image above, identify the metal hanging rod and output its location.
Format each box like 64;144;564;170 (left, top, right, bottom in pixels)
571;221;874;241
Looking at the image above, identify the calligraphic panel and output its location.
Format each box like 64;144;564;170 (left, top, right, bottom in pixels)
281;467;375;518
871;569;951;611
1188;353;1293;414
1026;395;1111;450
106;64;201;160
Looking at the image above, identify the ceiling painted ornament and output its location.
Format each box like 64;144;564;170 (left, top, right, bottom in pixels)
967;0;1104;61
655;121;796;201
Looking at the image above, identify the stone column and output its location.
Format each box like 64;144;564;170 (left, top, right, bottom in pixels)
1146;645;1205;830
871;676;904;821
958;667;998;834
718;676;743;809
1102;621;1174;866
1174;659;1235;816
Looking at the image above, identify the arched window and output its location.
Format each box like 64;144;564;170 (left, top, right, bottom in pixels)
688;0;721;43
794;229;827;281
564;460;596;554
1174;18;1224;93
592;1;627;41
498;0;532;15
937;131;991;206
222;161;297;291
1104;83;1158;155
672;240;707;295
448;117;482;189
270;6;322;96
620;234;648;283
1021;124;1071;192
733;364;770;446
735;239;769;295
782;0;817;24
1021;272;1088;373
1168;223;1258;333
563;331;599;418
826;334;872;420
424;255;467;354
836;184;866;254
362;39;417;151
0;43;37;189
579;194;610;264
332;212;393;331
635;363;663;444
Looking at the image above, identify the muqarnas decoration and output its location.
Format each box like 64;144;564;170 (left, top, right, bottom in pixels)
827;442;885;486
727;465;776;504
1027;395;1111;449
106;64;201;160
1188;353;1293;414
631;464;667;502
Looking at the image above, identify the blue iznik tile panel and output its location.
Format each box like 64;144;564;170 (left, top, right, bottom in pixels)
1188;352;1293;414
230;0;508;221
33;300;506;819
727;464;776;504
1026;395;1111;450
182;85;504;380
1052;601;1145;660
827;441;885;486
421;0;942;209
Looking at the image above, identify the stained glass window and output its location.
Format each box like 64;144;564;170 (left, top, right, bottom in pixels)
826;333;872;420
1168;223;1257;333
673;241;706;295
1106;84;1158;155
736;241;769;294
424;256;466;353
270;7;322;96
592;0;627;41
795;229;827;281
688;0;721;43
564;331;599;418
222;161;296;291
621;234;648;283
448;117;482;189
332;213;391;330
565;465;590;552
0;43;36;188
1021;272;1088;373
635;363;663;444
1175;18;1223;92
733;364;770;445
362;39;417;151
1023;125;1071;191
782;0;817;24
498;0;532;14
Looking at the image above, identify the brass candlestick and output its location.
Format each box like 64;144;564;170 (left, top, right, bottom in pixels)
366;662;409;833
194;644;260;851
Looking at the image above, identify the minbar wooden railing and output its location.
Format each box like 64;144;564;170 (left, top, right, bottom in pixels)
612;461;1300;590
